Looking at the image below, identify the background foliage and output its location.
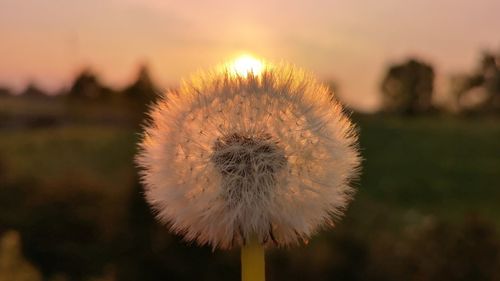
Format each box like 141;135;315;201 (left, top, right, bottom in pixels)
1;52;500;281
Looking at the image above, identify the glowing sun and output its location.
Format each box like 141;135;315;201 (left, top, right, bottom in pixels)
230;55;264;76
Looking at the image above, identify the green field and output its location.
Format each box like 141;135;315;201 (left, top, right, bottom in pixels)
354;116;500;228
1;98;500;280
2;115;499;224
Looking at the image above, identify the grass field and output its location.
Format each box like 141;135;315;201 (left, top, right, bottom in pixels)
2;113;499;229
354;115;500;229
1;98;500;280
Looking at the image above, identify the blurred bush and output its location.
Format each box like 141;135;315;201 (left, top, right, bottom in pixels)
452;51;500;114
380;58;434;115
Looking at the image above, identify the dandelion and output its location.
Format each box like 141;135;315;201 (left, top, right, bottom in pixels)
136;57;361;281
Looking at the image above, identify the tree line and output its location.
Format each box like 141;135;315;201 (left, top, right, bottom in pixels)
2;49;500;116
0;65;158;111
380;50;500;115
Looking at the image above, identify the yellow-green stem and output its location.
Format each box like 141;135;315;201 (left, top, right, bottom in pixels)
241;236;265;281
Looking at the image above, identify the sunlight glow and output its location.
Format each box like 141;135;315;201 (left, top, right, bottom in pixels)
230;55;264;77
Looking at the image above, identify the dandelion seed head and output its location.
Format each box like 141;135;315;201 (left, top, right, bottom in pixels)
137;61;361;249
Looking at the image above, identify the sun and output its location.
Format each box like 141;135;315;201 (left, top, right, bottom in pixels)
230;54;264;77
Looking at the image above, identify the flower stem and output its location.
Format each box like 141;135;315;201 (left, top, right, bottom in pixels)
241;236;265;281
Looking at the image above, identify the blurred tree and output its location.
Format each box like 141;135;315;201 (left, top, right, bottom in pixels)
380;59;434;115
454;51;500;113
0;87;11;97
123;65;158;108
69;70;113;100
21;83;47;99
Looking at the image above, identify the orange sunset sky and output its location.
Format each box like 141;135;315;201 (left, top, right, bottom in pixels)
0;0;499;111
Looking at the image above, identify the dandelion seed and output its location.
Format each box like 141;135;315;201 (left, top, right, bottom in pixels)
136;60;361;250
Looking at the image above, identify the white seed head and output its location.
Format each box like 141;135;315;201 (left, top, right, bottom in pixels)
136;62;361;249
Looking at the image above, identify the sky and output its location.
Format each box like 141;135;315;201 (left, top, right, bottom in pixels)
0;0;499;111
